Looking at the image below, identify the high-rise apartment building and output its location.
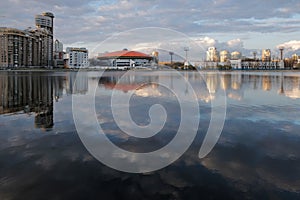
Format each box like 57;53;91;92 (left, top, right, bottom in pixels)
35;12;54;67
0;28;33;67
206;47;219;62
262;49;271;62
0;12;55;68
35;12;54;33
220;50;230;62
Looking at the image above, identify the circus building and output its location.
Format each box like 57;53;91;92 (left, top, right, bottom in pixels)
97;49;154;69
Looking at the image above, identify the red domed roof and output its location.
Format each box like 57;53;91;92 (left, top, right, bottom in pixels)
98;50;152;59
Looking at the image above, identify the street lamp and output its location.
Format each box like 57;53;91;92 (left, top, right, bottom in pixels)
183;47;189;69
184;47;189;61
252;51;257;61
278;46;284;60
169;51;174;64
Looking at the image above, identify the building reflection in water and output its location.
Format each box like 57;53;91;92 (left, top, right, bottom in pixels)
278;73;285;95
220;74;231;91
262;75;272;91
0;72;90;130
99;73;159;93
66;72;88;95
1;71;300;199
98;72;300;102
283;75;300;99
0;71;299;130
231;73;242;90
0;72;65;130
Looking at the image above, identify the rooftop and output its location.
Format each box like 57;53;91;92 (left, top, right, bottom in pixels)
98;50;152;59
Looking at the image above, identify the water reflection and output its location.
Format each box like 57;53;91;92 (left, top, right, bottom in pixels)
0;71;300;199
0;73;56;129
66;72;88;95
0;72;88;130
98;72;300;102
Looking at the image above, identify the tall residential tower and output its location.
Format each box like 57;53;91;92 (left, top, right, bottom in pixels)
35;12;55;67
0;12;55;68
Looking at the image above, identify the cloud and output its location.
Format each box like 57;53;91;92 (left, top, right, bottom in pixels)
194;37;216;47
277;40;300;51
1;0;300;55
227;38;243;48
98;0;133;12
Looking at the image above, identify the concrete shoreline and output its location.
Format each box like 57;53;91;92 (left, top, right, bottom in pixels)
0;67;299;72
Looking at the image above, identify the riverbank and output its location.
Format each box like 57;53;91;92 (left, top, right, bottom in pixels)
0;67;300;72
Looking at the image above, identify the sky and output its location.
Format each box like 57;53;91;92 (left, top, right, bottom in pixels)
1;0;300;59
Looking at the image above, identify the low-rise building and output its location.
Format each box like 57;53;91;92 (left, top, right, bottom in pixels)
230;59;242;69
65;47;89;68
53;39;64;68
97;49;153;69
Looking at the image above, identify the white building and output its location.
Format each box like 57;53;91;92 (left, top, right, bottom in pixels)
220;50;230;62
65;47;89;68
206;47;219;62
97;49;153;69
230;59;242;69
231;51;242;60
262;49;271;62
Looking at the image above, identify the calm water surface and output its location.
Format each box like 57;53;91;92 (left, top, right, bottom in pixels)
0;71;300;200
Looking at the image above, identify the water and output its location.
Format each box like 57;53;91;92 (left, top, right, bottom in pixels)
0;71;300;199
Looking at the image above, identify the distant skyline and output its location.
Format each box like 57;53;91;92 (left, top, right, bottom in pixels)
1;0;300;58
